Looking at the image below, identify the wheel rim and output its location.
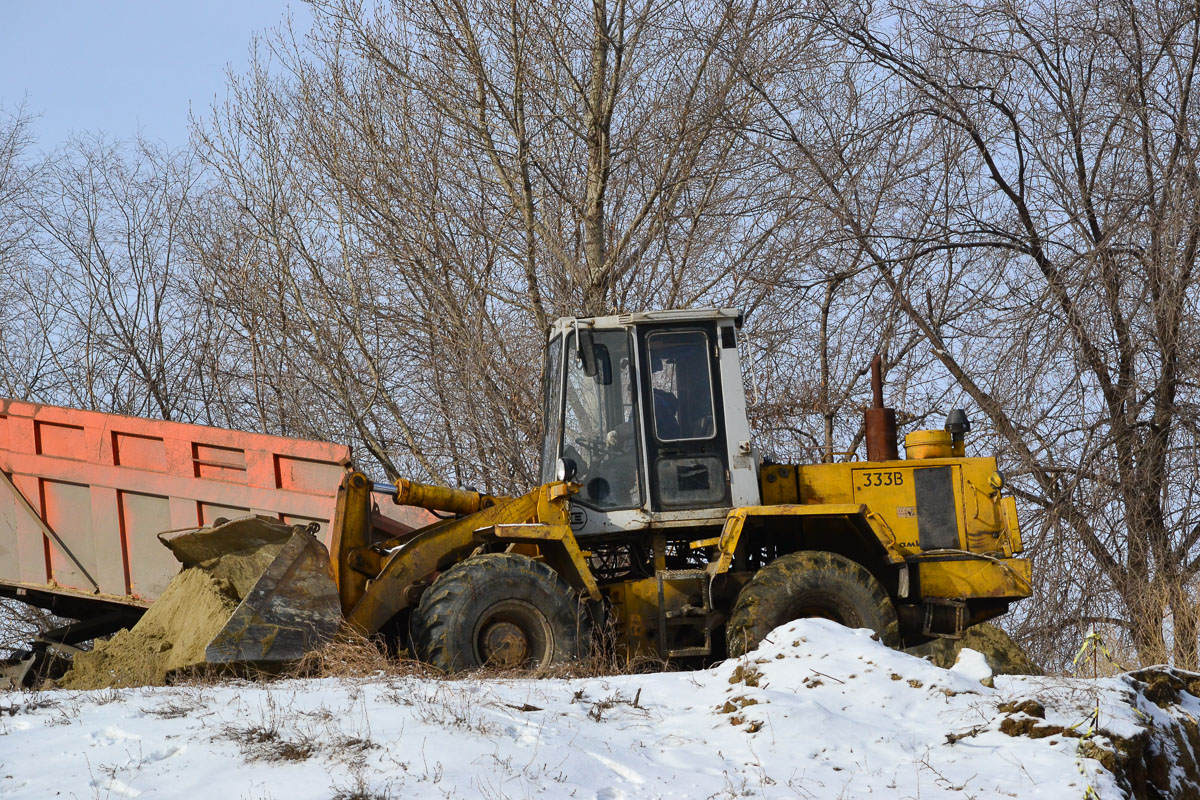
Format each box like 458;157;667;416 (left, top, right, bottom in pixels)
472;599;554;668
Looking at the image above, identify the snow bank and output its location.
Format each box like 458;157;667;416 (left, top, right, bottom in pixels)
4;619;1199;799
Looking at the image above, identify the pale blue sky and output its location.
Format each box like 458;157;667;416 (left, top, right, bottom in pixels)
0;1;310;150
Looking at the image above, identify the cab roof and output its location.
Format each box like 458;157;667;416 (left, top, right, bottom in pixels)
548;308;743;338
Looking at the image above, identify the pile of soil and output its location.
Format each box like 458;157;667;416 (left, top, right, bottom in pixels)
61;518;293;690
61;570;238;689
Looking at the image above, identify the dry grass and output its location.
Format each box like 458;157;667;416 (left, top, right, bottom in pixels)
224;720;317;762
289;629;392;678
219;693;322;763
451;648;668;683
53;613;675;691
285;617;670;684
513;612;670;680
286;629;434;680
329;770;393;800
162;630;433;687
167;661;261;688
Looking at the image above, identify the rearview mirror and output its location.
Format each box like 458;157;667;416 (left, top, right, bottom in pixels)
575;327;612;384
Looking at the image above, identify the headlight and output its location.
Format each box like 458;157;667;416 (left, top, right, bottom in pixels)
989;470;1005;490
555;457;577;483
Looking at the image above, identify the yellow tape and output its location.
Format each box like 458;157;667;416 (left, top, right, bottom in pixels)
1072;628;1124;672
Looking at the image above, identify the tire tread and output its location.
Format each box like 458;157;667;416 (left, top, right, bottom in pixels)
411;552;586;672
727;550;899;656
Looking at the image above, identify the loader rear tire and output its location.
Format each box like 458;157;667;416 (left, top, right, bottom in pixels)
411;553;589;673
726;550;899;656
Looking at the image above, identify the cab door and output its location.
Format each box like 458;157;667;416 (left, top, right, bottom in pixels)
637;324;731;511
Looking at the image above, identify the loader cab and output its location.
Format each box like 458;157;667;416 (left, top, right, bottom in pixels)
540;309;760;536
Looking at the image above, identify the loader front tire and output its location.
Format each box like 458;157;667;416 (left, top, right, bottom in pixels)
411;553;589;673
726;550;899;656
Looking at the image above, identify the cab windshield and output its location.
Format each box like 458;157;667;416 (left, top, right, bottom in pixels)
540;329;642;510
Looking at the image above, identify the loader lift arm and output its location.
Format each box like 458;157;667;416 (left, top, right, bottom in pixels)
331;472;595;637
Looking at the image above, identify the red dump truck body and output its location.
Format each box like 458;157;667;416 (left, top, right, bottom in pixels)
0;398;419;622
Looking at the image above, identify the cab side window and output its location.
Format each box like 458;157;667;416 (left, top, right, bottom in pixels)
647;331;715;442
646;328;725;509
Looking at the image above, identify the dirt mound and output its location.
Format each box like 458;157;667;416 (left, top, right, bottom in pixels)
61;569;238;689
906;622;1042;675
61;518;295;690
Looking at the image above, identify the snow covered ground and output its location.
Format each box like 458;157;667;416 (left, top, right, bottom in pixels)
2;620;1196;799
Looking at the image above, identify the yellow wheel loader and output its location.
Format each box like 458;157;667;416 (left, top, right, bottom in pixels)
138;308;1032;674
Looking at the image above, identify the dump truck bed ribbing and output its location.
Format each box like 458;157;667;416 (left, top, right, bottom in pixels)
0;398;424;624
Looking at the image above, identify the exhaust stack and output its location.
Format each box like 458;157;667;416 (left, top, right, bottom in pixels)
864;355;899;461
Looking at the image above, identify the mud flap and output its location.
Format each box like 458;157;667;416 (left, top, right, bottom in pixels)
158;517;342;665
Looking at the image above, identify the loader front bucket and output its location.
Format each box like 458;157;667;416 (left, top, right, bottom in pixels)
158;516;343;665
61;516;344;689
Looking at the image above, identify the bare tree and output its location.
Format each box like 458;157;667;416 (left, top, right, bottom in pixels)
0;105;33;271
0;104;44;399
185;0;802;492
15;136;204;419
755;0;1200;668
